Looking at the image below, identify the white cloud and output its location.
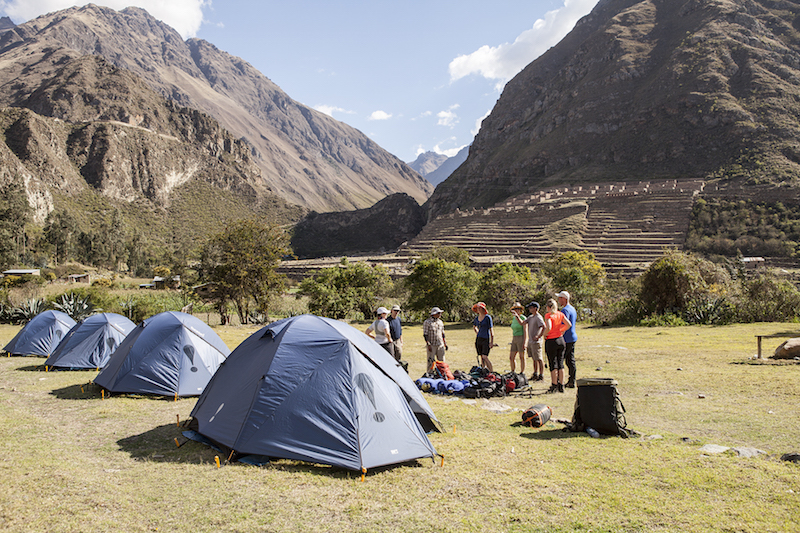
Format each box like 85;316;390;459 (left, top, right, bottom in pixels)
437;104;460;128
0;0;208;39
448;0;599;84
433;142;466;158
314;105;354;117
368;110;392;121
472;109;492;136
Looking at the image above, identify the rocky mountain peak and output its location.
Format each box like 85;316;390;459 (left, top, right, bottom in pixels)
426;0;800;218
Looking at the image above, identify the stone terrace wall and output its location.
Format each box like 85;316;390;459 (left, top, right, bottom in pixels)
399;179;703;273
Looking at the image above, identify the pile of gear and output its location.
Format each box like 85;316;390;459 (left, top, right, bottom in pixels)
415;362;529;399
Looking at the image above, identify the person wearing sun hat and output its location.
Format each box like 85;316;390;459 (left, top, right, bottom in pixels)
509;302;527;375
472;301;494;371
365;306;394;357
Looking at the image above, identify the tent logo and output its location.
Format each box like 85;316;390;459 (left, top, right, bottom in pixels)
355;373;385;423
184;345;198;372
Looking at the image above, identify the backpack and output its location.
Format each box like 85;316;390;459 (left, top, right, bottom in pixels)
430;361;455;381
567;378;631;437
462;378;498;398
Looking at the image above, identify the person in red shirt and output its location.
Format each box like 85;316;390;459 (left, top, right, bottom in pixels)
543;298;572;393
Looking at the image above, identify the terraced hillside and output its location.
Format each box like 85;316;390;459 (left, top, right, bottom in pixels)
399;180;703;274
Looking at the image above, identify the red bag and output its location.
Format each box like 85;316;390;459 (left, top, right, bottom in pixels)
430;361;454;381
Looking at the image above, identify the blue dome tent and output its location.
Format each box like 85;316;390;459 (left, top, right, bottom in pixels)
45;313;136;370
94;312;229;397
187;314;441;472
3;310;76;357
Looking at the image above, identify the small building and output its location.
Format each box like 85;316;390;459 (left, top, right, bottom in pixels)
68;273;91;283
741;257;765;270
2;269;41;277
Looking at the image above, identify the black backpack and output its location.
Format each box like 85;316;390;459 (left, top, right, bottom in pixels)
567;378;631;437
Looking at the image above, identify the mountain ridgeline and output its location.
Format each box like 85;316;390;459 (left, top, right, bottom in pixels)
427;0;800;218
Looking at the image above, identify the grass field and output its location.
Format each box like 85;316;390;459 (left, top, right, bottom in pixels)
0;320;798;532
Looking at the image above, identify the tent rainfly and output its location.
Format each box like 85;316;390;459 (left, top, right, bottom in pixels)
94;311;230;397
187;314;441;471
3;310;76;357
45;313;136;370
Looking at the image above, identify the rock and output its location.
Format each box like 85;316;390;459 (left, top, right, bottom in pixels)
781;452;800;463
699;444;730;454
461;399;477;406
647;434;663;440
732;447;765;458
481;400;514;413
698;394;706;399
772;338;800;359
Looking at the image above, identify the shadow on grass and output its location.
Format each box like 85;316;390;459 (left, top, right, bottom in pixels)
517;428;583;440
117;423;432;477
15;364;48;372
49;381;110;400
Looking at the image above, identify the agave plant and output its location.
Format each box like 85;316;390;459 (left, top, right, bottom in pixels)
53;292;96;321
13;298;49;324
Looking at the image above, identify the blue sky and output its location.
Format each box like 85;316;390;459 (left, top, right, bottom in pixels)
1;0;600;162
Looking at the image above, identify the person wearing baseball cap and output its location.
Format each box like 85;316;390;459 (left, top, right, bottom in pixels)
387;305;403;362
365;306;394;357
557;290;578;387
423;307;447;368
523;301;545;381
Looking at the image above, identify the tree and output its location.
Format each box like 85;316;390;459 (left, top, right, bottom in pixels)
404;258;479;320
298;259;391;319
542;251;606;306
0;181;31;269
478;263;544;323
639;251;732;317
197;218;291;324
43;210;78;266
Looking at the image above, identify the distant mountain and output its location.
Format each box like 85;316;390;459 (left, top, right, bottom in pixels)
426;0;800;218
0;5;432;214
408;152;449;177
423;145;469;187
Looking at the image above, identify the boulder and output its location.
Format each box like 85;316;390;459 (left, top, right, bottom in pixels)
772;338;800;359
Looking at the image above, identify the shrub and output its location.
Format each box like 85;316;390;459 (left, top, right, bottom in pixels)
403;258;479;321
478;263;545;324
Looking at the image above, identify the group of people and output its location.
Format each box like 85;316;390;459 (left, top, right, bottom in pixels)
366;292;578;394
508;292;578;393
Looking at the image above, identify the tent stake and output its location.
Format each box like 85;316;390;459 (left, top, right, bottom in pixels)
174;438;181;448
176;414;180;427
227;450;235;463
453;423;456;434
214;456;221;468
360;467;367;482
101;389;105;400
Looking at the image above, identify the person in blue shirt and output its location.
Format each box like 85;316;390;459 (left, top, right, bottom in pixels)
386;305;403;362
472;301;495;372
557;291;578;388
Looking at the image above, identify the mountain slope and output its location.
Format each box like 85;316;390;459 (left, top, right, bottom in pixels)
408;151;449;178
0;53;302;239
427;0;800;218
0;5;432;213
423;145;470;186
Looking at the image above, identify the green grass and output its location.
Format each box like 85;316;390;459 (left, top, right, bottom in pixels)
0;321;798;532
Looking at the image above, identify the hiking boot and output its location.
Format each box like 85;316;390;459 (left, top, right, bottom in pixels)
558;383;564;393
566;379;575;388
546;384;558;393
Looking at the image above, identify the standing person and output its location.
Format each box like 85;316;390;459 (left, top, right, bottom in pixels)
558;291;578;388
472;302;495;372
509;302;527;375
543;298;572;393
422;307;447;369
523;301;545;382
386;304;403;362
365;307;394;357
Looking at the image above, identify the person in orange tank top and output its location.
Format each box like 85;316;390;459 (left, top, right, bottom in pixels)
543;298;572;393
